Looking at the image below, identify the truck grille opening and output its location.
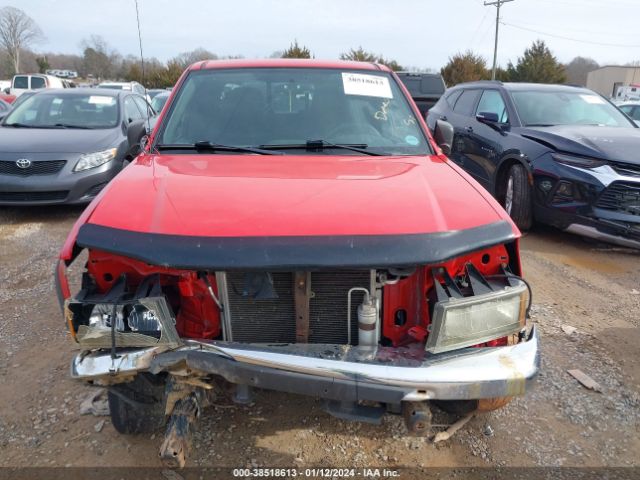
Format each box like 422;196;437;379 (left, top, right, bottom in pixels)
225;270;370;344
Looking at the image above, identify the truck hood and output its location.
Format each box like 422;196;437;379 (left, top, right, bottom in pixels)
86;153;511;238
0;126;121;153
519;125;640;164
72;153;518;269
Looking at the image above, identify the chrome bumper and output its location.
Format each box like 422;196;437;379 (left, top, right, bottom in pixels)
71;326;540;402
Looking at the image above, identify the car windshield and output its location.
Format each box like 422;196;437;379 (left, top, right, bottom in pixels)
158;67;431;155
4;92;119;129
511;90;633;127
151;94;170;113
398;74;445;97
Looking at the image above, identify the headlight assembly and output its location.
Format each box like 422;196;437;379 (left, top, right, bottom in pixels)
552;153;606;169
426;267;529;354
73;148;117;172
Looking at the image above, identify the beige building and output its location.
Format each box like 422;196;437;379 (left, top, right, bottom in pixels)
587;66;640;98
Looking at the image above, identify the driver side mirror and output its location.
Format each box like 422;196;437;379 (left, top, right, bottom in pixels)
125;119;148;160
433;119;454;156
476;111;500;124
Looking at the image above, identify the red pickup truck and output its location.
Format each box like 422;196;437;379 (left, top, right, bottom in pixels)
56;59;539;467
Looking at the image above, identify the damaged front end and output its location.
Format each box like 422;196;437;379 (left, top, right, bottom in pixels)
56;225;539;465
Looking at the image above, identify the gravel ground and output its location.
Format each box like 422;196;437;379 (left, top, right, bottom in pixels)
0;206;639;477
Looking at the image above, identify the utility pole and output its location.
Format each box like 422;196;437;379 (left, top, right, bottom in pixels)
484;0;514;80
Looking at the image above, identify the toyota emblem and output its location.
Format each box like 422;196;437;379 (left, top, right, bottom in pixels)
16;158;31;169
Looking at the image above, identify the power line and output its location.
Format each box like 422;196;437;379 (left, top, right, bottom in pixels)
501;21;640;48
485;0;515;80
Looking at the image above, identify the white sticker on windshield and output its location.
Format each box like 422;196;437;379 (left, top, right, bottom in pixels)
580;94;605;105
342;73;393;99
88;96;115;105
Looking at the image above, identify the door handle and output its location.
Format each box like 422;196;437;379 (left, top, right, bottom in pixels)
465;126;473;133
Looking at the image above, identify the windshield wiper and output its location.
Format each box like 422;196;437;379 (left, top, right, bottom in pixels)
3;122;39;128
259;140;385;156
52;123;94;129
525;123;556;127
155;141;282;155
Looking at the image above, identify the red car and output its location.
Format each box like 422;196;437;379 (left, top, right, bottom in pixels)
56;59;539;467
0;93;16;104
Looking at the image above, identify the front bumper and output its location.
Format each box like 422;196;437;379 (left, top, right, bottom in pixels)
533;160;640;248
71;326;540;403
0;159;120;205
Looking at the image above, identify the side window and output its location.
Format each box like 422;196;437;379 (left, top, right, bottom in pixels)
619;105;633;114
632;107;640;121
13;76;28;89
133;95;152;118
476;90;509;123
31;77;46;89
452;90;481;116
445;89;462;108
124;97;144;122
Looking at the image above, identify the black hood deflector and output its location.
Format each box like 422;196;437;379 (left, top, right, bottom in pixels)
76;221;516;270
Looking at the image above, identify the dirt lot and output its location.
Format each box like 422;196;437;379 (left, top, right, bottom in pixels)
1;206;639;475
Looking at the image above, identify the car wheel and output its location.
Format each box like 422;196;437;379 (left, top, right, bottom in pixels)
504;164;533;231
108;373;167;434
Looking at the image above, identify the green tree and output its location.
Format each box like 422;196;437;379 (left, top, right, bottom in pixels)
340;47;403;71
340;46;377;63
281;40;311;59
507;40;566;83
35;55;49;74
440;51;489;86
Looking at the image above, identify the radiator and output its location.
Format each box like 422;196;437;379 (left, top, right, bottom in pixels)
225;270;370;344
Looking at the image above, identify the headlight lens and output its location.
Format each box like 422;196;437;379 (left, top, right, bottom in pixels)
426;282;527;354
89;303;161;333
73;148;117;172
552;153;606;169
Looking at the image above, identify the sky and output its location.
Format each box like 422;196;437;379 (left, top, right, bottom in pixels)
7;0;640;70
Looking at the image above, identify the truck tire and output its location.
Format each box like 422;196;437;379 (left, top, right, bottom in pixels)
504;164;533;231
108;373;167;434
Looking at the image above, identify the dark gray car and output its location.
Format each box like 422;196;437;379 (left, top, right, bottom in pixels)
0;88;153;205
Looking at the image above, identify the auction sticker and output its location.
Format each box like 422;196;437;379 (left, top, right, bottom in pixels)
342;73;393;98
89;96;115;105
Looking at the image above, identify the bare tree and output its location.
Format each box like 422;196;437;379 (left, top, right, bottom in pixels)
565;56;599;86
0;6;43;74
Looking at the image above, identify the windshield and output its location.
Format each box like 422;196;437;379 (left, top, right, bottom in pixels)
511;90;634;127
4;93;119;129
158;68;431;155
151;94;170;113
397;74;445;97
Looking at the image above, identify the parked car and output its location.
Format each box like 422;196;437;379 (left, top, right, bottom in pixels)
147;88;167;100
396;72;446;117
0;93;16;103
617;101;640;121
0;98;11;120
150;90;170;113
9;73;67;97
58;59;539;467
0;89;153;205
97;81;147;97
427;81;640;248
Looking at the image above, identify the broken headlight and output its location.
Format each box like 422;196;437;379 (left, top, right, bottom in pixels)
89;304;162;334
66;296;181;348
426;266;528;354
